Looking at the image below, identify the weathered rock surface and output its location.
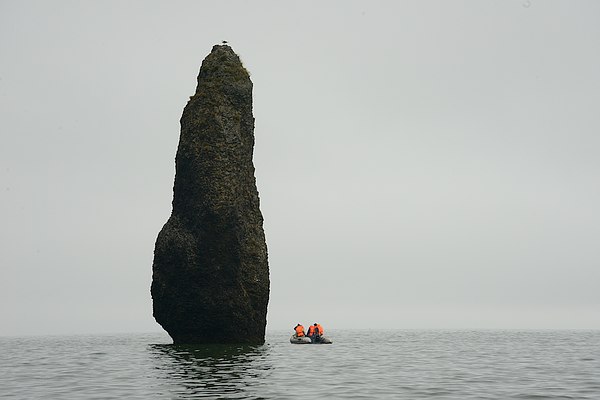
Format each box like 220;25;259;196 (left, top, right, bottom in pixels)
151;45;269;344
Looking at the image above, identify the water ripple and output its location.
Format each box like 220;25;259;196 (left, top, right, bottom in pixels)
1;330;599;399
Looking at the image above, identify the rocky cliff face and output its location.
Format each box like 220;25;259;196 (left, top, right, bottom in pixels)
151;45;269;344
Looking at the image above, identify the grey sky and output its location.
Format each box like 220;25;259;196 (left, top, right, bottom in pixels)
1;0;599;336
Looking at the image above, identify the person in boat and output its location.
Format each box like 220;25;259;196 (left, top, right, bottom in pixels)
293;323;305;338
308;322;325;342
307;323;317;342
316;323;324;336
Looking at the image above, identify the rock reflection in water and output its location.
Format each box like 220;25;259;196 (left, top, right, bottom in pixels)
148;343;272;399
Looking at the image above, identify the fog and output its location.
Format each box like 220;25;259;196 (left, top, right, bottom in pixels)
1;0;599;336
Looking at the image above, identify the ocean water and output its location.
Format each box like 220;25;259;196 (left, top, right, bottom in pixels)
1;330;598;399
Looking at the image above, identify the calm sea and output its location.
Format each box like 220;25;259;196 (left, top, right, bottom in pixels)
1;330;598;399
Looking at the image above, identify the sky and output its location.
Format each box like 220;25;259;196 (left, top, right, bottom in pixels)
1;0;599;336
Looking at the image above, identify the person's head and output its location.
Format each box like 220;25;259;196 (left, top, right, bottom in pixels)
314;323;317;326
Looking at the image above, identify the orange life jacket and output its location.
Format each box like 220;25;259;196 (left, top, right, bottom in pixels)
307;325;317;336
295;325;305;336
316;324;324;335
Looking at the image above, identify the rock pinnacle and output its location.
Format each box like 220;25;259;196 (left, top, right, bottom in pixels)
151;45;270;344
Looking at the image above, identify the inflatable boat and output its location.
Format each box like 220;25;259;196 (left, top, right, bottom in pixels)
290;335;312;344
289;335;333;344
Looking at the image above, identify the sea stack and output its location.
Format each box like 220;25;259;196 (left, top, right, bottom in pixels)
151;45;270;344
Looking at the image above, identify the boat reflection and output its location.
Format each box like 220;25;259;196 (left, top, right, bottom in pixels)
148;342;272;399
